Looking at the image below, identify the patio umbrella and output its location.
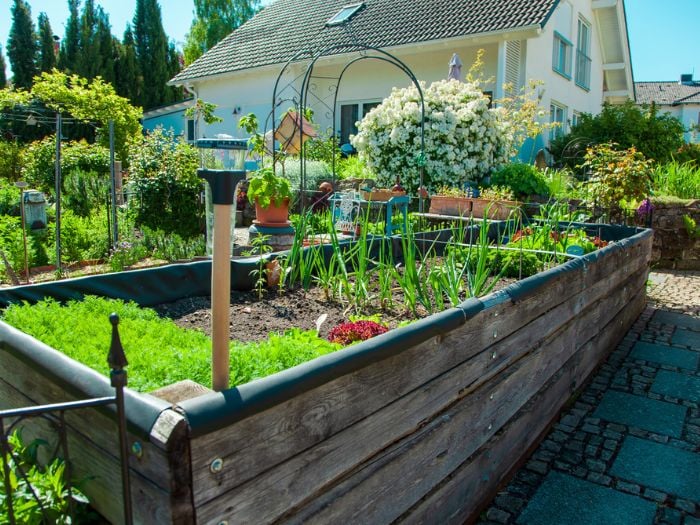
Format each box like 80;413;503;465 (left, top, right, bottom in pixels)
448;53;463;81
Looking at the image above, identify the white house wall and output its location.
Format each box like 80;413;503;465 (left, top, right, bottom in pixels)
525;0;605;136
191;44;501;139
656;104;700;144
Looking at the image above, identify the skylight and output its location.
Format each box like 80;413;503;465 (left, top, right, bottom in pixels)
326;3;364;27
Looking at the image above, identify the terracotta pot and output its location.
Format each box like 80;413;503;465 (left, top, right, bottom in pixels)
254;198;290;226
428;195;473;216
471;198;522;220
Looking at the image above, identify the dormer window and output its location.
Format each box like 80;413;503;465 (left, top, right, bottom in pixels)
326;3;364;26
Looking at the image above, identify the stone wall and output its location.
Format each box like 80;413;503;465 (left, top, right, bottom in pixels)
649;199;700;270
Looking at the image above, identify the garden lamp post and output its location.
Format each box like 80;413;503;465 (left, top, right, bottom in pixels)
197;138;248;392
14;181;29;283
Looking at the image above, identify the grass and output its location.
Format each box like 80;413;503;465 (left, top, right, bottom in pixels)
2;296;340;392
651;161;700;200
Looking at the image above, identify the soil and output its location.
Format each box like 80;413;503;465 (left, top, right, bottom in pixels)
153;286;421;342
153;276;517;343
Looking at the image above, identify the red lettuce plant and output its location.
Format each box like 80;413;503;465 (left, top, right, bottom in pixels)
327;320;388;346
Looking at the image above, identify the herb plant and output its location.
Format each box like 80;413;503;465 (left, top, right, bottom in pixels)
2;296;341;391
0;430;91;524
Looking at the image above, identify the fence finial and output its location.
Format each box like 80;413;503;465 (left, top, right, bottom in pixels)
108;313;128;371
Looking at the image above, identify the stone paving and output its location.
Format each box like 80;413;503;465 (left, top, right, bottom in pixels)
478;270;700;525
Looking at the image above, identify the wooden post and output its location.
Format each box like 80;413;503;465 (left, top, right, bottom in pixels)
211;204;232;392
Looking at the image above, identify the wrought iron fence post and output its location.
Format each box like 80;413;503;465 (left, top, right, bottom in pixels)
108;313;133;525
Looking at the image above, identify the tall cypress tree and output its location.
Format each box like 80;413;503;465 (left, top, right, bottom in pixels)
0;46;7;89
115;25;140;104
165;42;183;104
133;0;170;109
96;9;116;84
76;0;98;79
37;12;57;73
58;0;80;73
7;0;37;89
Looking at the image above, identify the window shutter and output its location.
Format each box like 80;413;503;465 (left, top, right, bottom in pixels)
505;40;522;94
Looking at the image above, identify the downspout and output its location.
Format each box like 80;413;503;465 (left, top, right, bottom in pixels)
184;84;199;140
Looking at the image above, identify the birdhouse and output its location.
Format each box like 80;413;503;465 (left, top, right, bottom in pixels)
274;110;317;154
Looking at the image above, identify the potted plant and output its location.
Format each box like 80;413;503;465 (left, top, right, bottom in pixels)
428;186;475;216
471;186;521;220
247;167;293;226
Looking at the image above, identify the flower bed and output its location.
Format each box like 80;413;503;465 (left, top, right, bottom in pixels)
0;224;652;523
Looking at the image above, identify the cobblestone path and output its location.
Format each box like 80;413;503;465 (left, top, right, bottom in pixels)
478;271;700;525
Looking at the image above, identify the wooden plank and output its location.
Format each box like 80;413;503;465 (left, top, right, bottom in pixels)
188;245;649;505
194;267;647;524
0;350;173;488
280;270;645;525
0;376;179;524
400;289;646;525
149;410;195;524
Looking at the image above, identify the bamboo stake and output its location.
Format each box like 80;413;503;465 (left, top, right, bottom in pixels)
211;204;232;391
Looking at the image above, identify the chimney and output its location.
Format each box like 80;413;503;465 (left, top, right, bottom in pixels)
680;73;694;84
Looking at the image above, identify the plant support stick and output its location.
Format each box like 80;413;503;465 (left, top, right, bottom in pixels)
211;204;231;391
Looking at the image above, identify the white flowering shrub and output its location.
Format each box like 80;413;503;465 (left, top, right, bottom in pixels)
351;79;512;194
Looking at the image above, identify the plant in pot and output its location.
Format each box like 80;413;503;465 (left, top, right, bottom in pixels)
428;185;475;216
247;166;293;226
472;185;521;220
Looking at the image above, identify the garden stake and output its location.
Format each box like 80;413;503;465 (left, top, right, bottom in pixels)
212;204;232;391
198;163;247;392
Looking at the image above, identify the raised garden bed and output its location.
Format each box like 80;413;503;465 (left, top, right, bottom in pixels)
0;223;652;523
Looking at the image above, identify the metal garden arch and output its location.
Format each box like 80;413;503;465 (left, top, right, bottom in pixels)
269;43;428;212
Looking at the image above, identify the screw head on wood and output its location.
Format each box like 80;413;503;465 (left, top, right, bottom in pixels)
210;458;224;473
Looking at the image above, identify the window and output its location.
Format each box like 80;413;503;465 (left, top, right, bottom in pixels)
186;119;195;142
575;18;592;90
550;102;567;141
552;31;572;78
339;101;380;145
572;111;581;128
326;3;364;26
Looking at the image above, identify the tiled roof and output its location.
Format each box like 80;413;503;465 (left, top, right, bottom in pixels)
171;0;558;83
635;81;700;106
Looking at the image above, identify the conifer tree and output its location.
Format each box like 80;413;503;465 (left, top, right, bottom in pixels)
58;0;80;73
37;12;57;73
8;0;37;89
114;25;140;104
133;0;170;109
76;0;99;78
0;46;7;89
96;12;117;84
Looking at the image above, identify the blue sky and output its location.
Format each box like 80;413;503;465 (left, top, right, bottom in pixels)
0;0;698;83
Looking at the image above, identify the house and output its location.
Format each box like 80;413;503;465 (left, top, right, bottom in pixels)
168;0;634;155
141;98;195;140
635;75;700;143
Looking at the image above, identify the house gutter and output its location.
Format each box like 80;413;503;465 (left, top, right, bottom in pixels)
167;24;543;87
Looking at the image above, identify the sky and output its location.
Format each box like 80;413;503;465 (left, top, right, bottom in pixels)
0;0;698;83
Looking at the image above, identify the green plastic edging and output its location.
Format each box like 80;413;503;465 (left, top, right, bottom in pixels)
0;322;169;439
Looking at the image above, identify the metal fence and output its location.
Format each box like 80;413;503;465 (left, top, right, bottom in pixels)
0;314;133;525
